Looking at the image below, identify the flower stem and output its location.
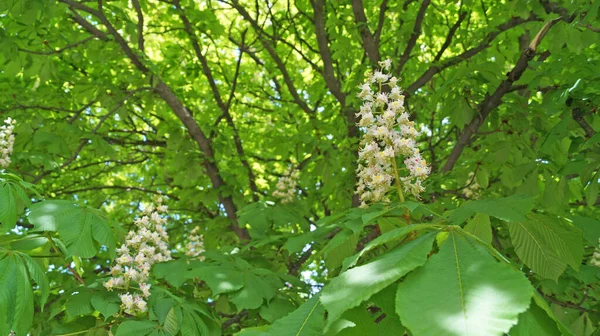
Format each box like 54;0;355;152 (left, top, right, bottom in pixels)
391;157;404;203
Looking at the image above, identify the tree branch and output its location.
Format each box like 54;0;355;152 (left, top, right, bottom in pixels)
441;16;565;172
131;0;145;52
397;0;431;73
350;0;380;66
407;13;540;94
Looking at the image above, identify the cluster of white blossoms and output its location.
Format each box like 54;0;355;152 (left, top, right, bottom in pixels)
590;239;600;268
355;59;430;207
273;169;300;203
184;225;205;260
104;196;172;315
0;118;16;168
463;172;480;199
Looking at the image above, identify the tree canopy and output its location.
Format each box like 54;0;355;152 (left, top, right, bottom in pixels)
0;0;599;335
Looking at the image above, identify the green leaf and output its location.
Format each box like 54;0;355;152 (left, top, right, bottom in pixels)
267;294;324;336
116;320;159;336
476;167;490;188
396;231;533;336
463;194;534;222
464;213;492;244
91;291;120;320
321;232;437;331
507;214;583;281
509;299;561;336
28;201;115;258
342;224;438;271
570;215;600;245
585;177;598;207
229;271;279;310
190;265;244;295
323;230;359;271
65;289;94;319
17;252;50;308
259;297;296;323
164;307;182;335
0;252;34;336
0;181;18;230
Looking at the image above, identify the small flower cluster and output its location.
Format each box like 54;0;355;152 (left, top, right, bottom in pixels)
0;118;16;168
273;169;300;203
185;225;205;260
463;172;480;199
104;196;172;315
355;59;430;207
590;239;600;268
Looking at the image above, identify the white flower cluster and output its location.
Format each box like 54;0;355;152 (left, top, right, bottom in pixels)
104;196;172;315
273;169;300;203
185;225;205;260
355;59;430;207
463;172;480;199
0;118;16;168
591;239;600;268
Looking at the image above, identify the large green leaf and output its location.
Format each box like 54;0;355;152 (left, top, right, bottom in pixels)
0;252;34;336
463;213;492;245
509;300;561;336
116;320;159;336
266;294;324;336
570;215;600;245
0;180;20;231
396;231;532;336
28;201;116;258
459;194;534;223
507;214;583;281
321;232;437;330
341;224;438;271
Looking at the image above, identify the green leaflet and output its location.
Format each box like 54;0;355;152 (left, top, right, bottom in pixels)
115;320;159;336
570;215;600;245
28;200;116;258
507;214;584;281
509;300;561;336
463;213;492;245
0;252;34;336
396;231;533;336
341;224;439;271
449;194;534;224
267;294;324;336
91;291;120;320
0;179;28;232
321;232;437;331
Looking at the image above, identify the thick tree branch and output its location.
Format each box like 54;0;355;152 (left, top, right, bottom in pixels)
59;0;250;241
407;13;540;94
228;0;314;116
433;11;467;62
131;0;145;52
174;1;259;201
441;17;564;172
397;0;431;72
350;0;381;66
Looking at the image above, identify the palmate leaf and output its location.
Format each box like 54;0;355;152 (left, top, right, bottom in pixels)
321;232;437;331
507;214;583;281
396;231;532;336
28;200;116;258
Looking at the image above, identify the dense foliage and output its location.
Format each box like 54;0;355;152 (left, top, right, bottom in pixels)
1;0;599;335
